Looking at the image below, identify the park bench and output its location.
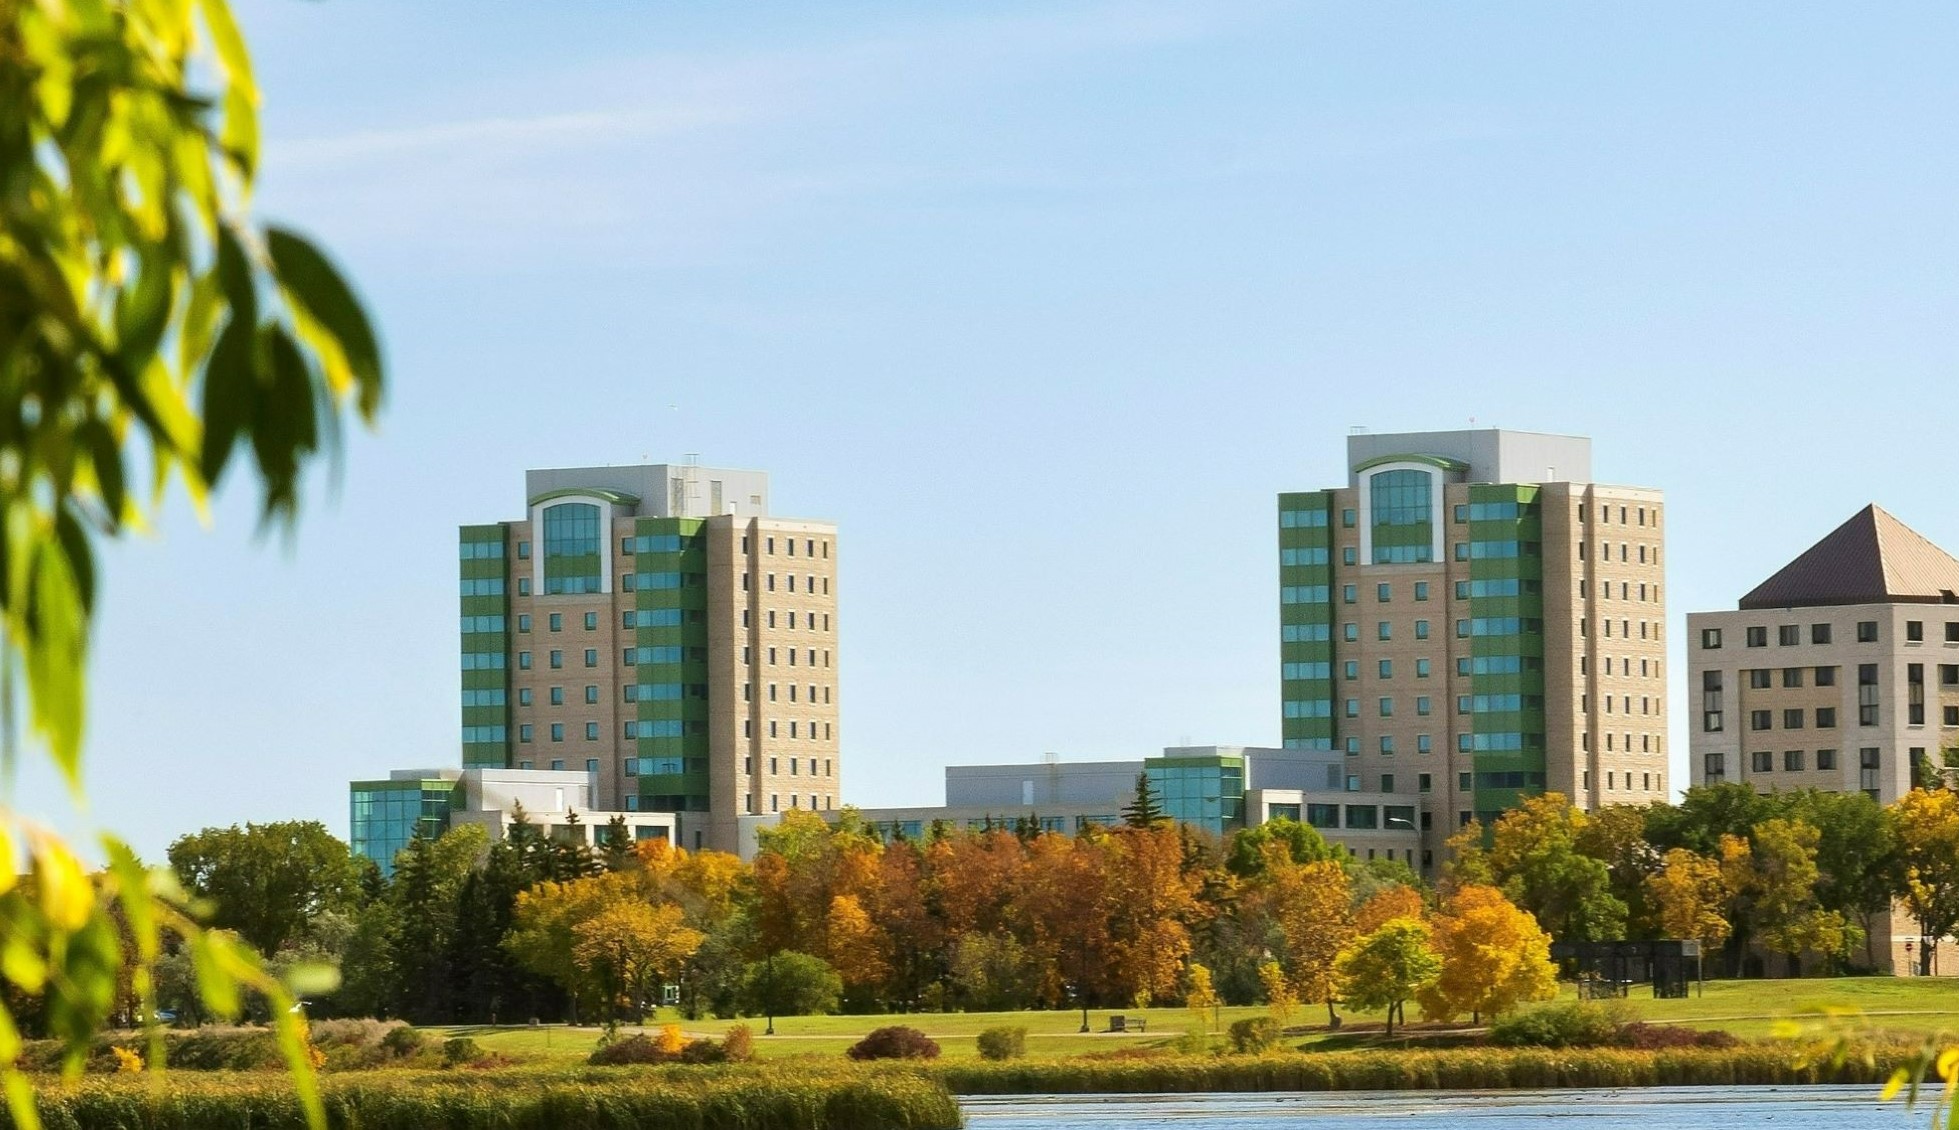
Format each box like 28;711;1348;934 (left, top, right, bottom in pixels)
1106;1015;1148;1033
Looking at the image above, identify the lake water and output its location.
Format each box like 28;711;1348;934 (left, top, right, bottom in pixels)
961;1086;1926;1128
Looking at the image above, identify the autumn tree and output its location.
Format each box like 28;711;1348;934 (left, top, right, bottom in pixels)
1890;787;1959;976
1226;818;1337;877
1354;885;1426;935
1103;825;1202;1005
825;894;892;1008
1259;960;1297;1026
1185;962;1220;1032
1415;885;1556;1024
1335;918;1441;1037
1748;818;1857;976
1261;855;1354;1025
1441;820;1495;889
573;902;703;1028
1488;793;1626;942
1643;848;1734;953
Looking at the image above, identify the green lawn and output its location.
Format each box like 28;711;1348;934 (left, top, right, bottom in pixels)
436;978;1959;1065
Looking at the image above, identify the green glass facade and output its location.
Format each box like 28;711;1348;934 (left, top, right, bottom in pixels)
1279;491;1336;751
1147;753;1246;836
460;524;512;768
349;777;462;877
627;517;712;814
1460;484;1548;823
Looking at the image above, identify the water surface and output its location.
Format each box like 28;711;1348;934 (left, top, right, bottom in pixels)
961;1086;1923;1128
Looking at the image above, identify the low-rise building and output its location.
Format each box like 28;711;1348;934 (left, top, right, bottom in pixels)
844;745;1425;869
349;768;678;875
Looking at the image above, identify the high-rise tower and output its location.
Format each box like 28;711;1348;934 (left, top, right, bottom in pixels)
1278;429;1666;864
459;463;838;853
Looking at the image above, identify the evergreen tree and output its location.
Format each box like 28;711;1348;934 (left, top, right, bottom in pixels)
1122;773;1166;828
601;815;636;872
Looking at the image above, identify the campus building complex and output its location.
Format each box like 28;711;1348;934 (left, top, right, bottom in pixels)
1687;505;1959;804
1687;504;1959;974
1278;429;1669;853
353;462;838;873
844;746;1424;867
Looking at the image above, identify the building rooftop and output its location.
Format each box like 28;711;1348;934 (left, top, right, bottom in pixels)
1739;504;1959;610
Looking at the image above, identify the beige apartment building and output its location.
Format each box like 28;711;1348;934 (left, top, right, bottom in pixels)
1688;505;1959;804
1280;429;1667;873
460;463;839;854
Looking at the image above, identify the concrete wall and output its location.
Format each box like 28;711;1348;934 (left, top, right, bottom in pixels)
945;760;1143;807
1347;429;1593;486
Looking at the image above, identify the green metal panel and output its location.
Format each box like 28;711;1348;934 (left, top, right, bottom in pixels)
459;523;512;769
1464;486;1547;819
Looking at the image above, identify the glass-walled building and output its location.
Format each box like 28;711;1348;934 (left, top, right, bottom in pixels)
348;775;461;877
1146;750;1245;836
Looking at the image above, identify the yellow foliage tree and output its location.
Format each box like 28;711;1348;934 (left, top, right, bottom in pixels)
1354;885;1425;935
1890;787;1959;977
824;893;893;998
1414;884;1557;1024
1263;854;1353;1025
572;901;703;1028
1186;962;1220;1033
1644;848;1734;952
1258;960;1297;1027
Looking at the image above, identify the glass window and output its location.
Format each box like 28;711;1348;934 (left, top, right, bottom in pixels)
550;723;564;742
1745;626;1767;647
1702;628;1722;649
585;722;599;741
541;503;601;594
549;650;562;669
518;652;533;670
584;612;598;631
517;614;531;632
1378;659;1393;678
517;541;530;559
585;685;599;704
1858;620;1879;642
584;649;598;667
1377;583;1392;602
1909;620;1925;642
1414;581;1429;601
1813;623;1832;644
1414;619;1429;640
1415;659;1430;678
548;613;562;631
549;687;563;705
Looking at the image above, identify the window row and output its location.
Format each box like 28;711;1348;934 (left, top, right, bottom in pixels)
741;719;833;741
747;609;832;631
743;573;832;595
742;536;830;558
744;683;833;705
516;649;602;670
459;541;505;560
742;646;833;668
459;577;504;596
740;754;836;778
461;615;505;634
1584;503;1656;526
1577;541;1653;564
622;534;686;555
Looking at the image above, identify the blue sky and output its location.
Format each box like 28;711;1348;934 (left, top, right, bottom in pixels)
21;1;1959;857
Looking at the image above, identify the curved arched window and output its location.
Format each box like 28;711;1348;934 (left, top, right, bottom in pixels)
1369;469;1434;563
542;502;601;593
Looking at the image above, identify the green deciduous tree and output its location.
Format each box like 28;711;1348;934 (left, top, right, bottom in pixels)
1488;793;1626;942
166;822;370;956
1335;918;1441;1037
0;0;386;1121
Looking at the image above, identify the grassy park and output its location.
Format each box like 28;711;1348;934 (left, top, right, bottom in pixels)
434;977;1959;1064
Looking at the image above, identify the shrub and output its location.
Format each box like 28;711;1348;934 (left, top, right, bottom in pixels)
654;1023;687;1056
1228;1016;1283;1054
589;1034;662;1066
680;1038;728;1064
1615;1022;1738;1050
722;1024;756;1063
1168;1030;1213;1055
441;1037;481;1067
1489;1001;1626;1048
310;1019;394;1049
378;1026;426;1058
847;1026;941;1061
976;1026;1027;1061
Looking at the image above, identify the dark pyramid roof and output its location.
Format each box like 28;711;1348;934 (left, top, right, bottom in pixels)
1740;505;1959;609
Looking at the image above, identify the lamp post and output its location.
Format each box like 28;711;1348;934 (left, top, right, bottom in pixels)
765;949;776;1036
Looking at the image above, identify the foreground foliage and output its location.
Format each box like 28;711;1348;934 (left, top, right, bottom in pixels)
0;1065;960;1130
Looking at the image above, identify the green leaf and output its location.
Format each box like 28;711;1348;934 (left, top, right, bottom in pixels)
266;227;384;417
283;961;341;995
199;0;260;177
198;313;256;486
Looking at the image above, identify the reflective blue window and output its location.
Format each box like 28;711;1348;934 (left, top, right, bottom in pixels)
1370;469;1431;527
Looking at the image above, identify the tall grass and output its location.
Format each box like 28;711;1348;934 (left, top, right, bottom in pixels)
938;1042;1920;1094
8;1065;961;1130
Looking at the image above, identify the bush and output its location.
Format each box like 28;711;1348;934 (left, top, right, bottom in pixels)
722;1024;756;1063
976;1026;1026;1061
440;1037;481;1067
589;1033;662;1066
1489;1001;1626;1048
847;1026;940;1061
1615;1022;1738;1050
1168;1030;1213;1055
378;1026;426;1058
1228;1016;1282;1054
